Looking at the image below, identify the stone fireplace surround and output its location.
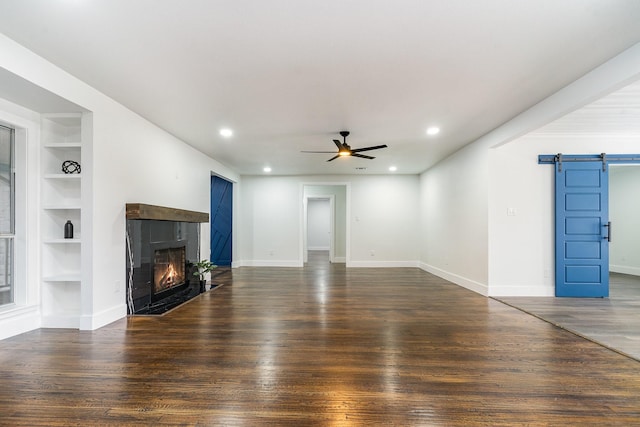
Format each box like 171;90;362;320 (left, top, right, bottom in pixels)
125;204;209;315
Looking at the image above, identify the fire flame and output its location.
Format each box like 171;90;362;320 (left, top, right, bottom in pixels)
167;264;175;282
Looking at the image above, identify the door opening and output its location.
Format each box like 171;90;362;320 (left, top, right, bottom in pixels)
306;197;332;264
609;165;640;285
210;175;232;266
302;184;348;265
539;153;640;297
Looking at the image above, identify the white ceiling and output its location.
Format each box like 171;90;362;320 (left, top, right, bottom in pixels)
1;0;640;175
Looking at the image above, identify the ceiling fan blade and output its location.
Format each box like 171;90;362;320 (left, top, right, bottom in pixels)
350;144;388;153
352;153;375;160
333;139;344;150
327;155;341;162
301;150;339;153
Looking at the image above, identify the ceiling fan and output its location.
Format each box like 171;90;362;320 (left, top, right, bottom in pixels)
301;131;388;162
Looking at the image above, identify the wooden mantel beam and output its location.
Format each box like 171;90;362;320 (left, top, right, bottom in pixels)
126;203;209;223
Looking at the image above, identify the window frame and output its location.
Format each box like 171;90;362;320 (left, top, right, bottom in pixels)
0;124;15;306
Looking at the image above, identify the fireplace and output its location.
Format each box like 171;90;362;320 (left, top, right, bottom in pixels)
152;244;186;296
125;204;209;315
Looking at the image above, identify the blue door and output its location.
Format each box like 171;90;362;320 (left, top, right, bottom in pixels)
210;176;232;266
555;161;609;297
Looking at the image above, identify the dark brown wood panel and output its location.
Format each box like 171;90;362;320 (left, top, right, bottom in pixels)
1;252;639;425
126;203;209;222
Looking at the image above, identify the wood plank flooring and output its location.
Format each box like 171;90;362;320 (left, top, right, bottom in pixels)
1;251;639;425
498;272;640;361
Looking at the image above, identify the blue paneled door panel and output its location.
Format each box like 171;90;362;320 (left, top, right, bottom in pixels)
210;176;232;266
555;162;609;297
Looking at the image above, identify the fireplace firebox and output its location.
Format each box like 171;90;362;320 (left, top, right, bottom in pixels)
152;244;186;296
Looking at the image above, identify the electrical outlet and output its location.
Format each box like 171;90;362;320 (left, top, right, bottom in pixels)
370;250;375;257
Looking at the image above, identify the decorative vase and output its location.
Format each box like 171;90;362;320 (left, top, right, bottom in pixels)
64;220;74;239
199;280;206;294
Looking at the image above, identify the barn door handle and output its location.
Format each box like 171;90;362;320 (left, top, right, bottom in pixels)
604;222;612;242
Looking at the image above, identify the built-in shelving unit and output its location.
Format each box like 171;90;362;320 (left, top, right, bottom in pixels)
40;113;85;328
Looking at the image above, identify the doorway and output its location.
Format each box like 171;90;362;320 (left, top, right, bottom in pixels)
540;154;640;297
305;196;333;264
609;165;640;286
302;184;348;265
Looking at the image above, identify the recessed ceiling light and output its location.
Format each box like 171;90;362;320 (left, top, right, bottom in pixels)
263;167;272;173
426;126;440;136
389;166;397;172
219;128;233;138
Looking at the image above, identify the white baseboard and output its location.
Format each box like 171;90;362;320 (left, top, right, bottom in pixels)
0;305;40;340
237;259;418;267
80;303;127;331
489;285;555;297
308;246;330;251
332;257;346;263
238;260;304;267
347;260;419;268
418;262;488;296
42;313;81;329
610;264;640;276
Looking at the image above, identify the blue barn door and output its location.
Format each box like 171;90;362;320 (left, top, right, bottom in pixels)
210;176;232;266
555;159;609;297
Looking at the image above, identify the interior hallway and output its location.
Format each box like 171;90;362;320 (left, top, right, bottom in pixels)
1;256;639;425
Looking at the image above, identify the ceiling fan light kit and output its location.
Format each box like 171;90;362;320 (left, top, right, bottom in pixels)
301;131;388;162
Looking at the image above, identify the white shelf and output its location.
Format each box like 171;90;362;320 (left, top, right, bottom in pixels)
44;174;82;179
42;205;82;210
43;239;81;244
44;142;82;149
42;274;81;282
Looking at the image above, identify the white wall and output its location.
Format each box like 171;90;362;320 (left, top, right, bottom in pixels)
88;105;239;329
487;141;554;296
307;199;330;250
0;34;240;335
610;166;640;276
420;41;640;297
239;175;420;267
349;175;420;266
419;141;490;295
238;176;301;266
488;136;640;296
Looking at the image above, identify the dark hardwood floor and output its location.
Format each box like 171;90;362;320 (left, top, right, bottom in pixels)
1;251;639;425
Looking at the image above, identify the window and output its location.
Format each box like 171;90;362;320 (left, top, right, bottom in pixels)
0;125;14;306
